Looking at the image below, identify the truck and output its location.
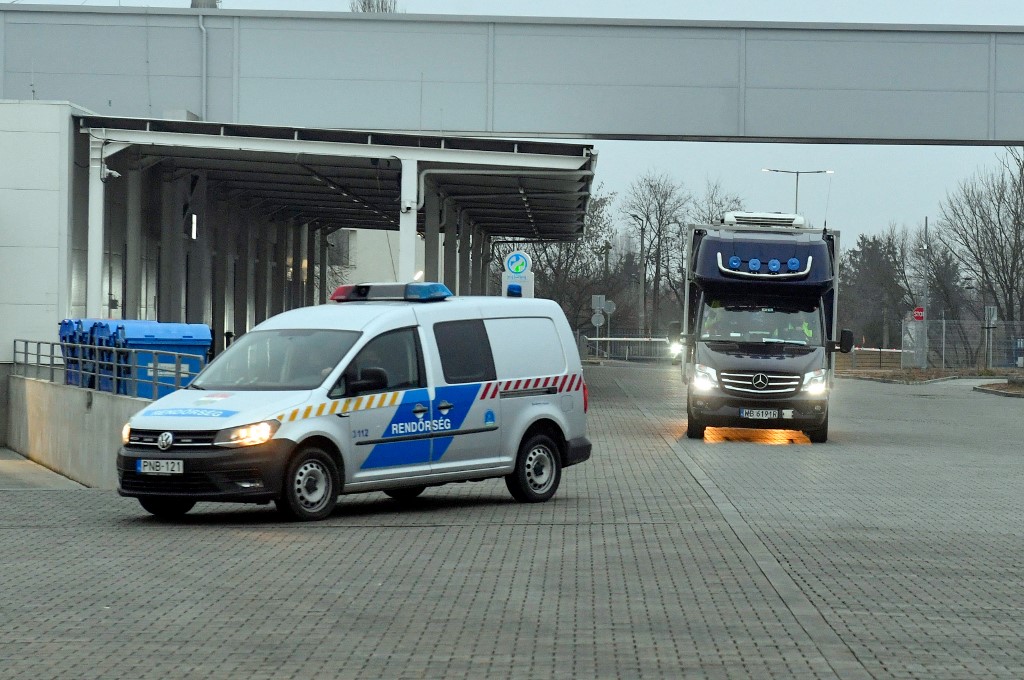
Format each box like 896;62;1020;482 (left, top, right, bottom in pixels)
680;212;853;443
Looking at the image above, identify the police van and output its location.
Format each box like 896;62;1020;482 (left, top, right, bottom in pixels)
117;282;591;521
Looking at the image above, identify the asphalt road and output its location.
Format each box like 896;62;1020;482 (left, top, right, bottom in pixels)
0;367;1020;679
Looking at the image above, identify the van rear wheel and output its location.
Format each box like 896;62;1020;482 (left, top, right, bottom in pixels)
139;497;195;519
506;433;562;503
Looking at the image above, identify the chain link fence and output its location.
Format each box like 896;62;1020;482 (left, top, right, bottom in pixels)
901;320;1024;369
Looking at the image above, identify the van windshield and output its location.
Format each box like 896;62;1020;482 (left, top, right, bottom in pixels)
193;329;361;391
699;299;822;347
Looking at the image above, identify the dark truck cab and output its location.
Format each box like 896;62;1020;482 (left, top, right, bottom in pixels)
682;212;853;442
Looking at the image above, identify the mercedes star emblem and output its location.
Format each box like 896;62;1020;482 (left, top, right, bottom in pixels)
157;432;174;451
751;373;769;390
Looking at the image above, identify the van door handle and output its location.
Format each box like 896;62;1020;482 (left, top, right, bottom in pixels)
412;404;429;415
437;400;454;413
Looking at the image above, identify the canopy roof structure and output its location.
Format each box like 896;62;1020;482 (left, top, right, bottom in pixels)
80;115;597;242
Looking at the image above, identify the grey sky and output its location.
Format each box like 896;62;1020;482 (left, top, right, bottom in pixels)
22;0;1021;239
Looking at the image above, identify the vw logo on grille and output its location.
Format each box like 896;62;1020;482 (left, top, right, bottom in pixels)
157;432;174;451
751;373;770;390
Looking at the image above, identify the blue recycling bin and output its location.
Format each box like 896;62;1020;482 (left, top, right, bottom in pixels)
58;319;80;386
113;321;212;398
57;318;106;388
91;321;118;393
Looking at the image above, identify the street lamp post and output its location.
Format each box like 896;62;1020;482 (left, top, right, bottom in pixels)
761;168;834;213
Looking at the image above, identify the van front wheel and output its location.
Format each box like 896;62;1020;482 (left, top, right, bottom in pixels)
139;497;195;519
276;446;339;521
506;434;562;503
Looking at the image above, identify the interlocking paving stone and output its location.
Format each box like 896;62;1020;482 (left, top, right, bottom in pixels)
1;366;1019;678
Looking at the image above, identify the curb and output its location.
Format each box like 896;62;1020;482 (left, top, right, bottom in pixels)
973;385;1024;398
837;375;964;385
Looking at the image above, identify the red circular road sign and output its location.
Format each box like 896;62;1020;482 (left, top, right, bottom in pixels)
913;307;925;321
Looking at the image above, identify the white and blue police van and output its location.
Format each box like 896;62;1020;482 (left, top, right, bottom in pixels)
117;282;591;521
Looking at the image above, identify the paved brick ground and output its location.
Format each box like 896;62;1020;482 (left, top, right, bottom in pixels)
0;366;1021;679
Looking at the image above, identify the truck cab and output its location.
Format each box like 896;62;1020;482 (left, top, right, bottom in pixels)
682;212;853;442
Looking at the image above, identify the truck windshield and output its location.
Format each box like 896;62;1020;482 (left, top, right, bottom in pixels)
698;299;822;347
192;329;361;390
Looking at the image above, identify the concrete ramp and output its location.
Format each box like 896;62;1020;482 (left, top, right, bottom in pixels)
0;447;85;490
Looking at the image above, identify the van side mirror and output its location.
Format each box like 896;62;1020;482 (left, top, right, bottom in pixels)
830;328;854;354
348;367;389;396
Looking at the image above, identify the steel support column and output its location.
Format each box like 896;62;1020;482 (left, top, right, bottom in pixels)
458;219;471;295
399;158;418;281
442;201;458;291
424;189;440;282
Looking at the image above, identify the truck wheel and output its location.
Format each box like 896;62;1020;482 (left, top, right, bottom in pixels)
805;415;829;443
139;497;195;519
384;485;426;501
505;433;562;502
686;405;706;439
276;446;339;521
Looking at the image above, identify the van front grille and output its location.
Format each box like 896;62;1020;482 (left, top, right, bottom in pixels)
719;371;800;395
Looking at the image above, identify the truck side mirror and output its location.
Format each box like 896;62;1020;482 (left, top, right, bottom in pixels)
833;328;854;354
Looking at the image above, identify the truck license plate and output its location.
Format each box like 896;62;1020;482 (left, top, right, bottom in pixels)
740;409;778;420
137;459;183;474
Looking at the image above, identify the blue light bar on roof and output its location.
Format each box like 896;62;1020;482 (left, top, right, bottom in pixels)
330;281;453;303
404;282;453;301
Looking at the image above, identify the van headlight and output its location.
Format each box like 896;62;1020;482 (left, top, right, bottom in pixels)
692;364;717;391
803;369;828;396
214;419;281;448
121;422;131;446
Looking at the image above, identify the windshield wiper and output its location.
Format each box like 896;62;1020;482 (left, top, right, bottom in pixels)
186;383;206;390
704;339;740;349
762;338;807;346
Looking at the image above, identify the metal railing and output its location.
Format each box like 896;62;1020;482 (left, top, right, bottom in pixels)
13;339;206;400
582;334;671;361
901;320;1024;370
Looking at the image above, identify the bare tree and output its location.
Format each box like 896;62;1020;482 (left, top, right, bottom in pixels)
663;180;746;316
491;186;627;331
349;0;399;11
689;179;745;225
620;172;690;334
938;148;1024;326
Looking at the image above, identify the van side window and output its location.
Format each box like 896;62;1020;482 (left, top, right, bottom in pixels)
434;319;497;384
331;327;424;397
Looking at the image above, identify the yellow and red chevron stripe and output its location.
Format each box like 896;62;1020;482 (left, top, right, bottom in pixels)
277;390;402;422
478;373;584;400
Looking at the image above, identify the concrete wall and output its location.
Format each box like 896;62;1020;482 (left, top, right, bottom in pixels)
0;101;76;363
0;364;10;446
7;376;148;489
3;6;1024;142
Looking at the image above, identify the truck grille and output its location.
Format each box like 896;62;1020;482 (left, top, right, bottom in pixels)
719;371;800;395
128;429;216;449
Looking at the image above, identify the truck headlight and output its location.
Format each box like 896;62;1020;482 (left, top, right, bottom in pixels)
121;422;131;446
214;420;281;448
669;342;683;357
693;364;717;391
803;369;828;396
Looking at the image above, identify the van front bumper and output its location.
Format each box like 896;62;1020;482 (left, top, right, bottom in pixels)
688;391;828;430
117;439;295;503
